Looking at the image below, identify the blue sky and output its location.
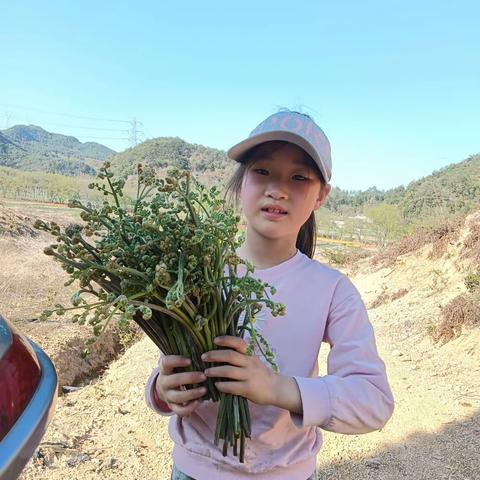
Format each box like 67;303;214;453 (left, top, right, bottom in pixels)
1;1;478;191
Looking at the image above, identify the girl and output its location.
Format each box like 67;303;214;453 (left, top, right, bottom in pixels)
145;110;395;480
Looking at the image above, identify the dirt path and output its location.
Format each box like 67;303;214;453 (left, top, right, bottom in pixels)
19;260;480;480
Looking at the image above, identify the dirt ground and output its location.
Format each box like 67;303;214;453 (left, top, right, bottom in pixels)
3;204;478;479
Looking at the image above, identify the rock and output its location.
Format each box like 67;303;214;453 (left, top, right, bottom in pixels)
62;385;82;393
392;350;403;357
365;458;381;469
66;453;90;467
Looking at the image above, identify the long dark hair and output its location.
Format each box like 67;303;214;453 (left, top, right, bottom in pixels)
224;140;326;259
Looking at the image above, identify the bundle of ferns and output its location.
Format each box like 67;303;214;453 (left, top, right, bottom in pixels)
35;163;285;462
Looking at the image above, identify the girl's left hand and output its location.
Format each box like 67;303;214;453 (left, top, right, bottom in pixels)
202;335;277;406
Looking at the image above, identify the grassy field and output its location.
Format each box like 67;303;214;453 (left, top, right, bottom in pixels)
1;197;82;222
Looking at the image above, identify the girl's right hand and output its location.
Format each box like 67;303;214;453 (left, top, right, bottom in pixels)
155;355;207;417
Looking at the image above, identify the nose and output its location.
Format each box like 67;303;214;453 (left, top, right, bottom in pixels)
264;176;288;200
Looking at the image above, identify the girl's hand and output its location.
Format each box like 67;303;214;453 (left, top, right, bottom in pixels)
201;336;277;406
155;355;207;417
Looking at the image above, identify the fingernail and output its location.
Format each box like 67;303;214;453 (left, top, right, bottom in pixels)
204;369;210;376
199;373;206;380
201;354;207;361
213;337;220;344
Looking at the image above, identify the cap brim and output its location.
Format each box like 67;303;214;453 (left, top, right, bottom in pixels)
227;131;330;182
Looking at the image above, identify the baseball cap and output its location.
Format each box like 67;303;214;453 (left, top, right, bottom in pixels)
227;111;332;183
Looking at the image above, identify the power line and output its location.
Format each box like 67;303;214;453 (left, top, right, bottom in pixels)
1;105;146;147
3;115;130;133
25;121;130;133
75;135;130;141
0;103;131;124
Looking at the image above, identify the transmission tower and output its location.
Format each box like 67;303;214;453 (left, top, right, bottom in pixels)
4;111;12;129
128;117;144;147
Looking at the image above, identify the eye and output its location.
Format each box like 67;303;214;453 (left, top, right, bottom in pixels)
253;168;268;175
293;175;308;181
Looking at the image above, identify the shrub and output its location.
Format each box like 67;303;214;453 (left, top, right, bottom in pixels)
371;214;465;267
430;294;480;345
465;273;480;293
460;215;480;269
321;247;348;266
369;288;390;309
426;215;464;260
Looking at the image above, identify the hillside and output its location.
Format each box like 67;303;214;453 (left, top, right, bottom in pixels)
108;136;234;177
398;154;480;219
0;125;115;176
1;123;478;225
327;153;480;220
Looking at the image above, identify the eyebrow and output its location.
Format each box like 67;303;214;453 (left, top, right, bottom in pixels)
255;155;310;167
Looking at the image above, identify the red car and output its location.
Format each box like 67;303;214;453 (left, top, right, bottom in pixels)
0;315;58;479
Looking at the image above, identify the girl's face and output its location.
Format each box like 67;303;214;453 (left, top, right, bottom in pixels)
239;143;331;244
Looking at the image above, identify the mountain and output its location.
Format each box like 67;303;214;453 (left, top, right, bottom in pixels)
397;154;480;219
0;125;116;176
111;136;479;220
326;154;480;219
108;136;234;178
1;123;478;222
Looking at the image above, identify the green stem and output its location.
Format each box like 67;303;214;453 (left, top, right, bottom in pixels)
46;300;107;314
131;301;206;351
106;175;121;209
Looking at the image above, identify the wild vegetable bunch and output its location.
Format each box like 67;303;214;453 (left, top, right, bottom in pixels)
34;162;285;462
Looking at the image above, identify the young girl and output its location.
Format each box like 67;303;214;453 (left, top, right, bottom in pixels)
145;110;395;480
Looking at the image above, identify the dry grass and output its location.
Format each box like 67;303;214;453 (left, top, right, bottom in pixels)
390;287;409;301
369;288;390;309
0;234;77;322
371;214;465;267
426;215;464;260
459;213;480;269
430;293;480;345
369;287;409;309
0;201;81;322
0;203;38;237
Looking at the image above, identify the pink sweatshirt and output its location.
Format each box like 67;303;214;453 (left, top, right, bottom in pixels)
145;249;394;480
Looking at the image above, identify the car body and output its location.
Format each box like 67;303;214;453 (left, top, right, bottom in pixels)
0;314;58;479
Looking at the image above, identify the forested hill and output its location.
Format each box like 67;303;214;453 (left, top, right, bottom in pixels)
326;153;480;219
111;137;479;220
1;124;478;222
108;136;234;178
0;125;115;176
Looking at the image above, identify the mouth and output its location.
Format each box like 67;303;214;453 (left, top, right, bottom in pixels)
260;206;288;215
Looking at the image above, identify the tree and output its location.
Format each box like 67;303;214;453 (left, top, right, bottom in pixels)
364;203;406;247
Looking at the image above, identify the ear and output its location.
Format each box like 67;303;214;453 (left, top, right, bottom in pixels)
313;183;331;210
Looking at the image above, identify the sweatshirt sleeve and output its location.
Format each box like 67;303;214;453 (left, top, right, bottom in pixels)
145;353;175;417
291;274;395;434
